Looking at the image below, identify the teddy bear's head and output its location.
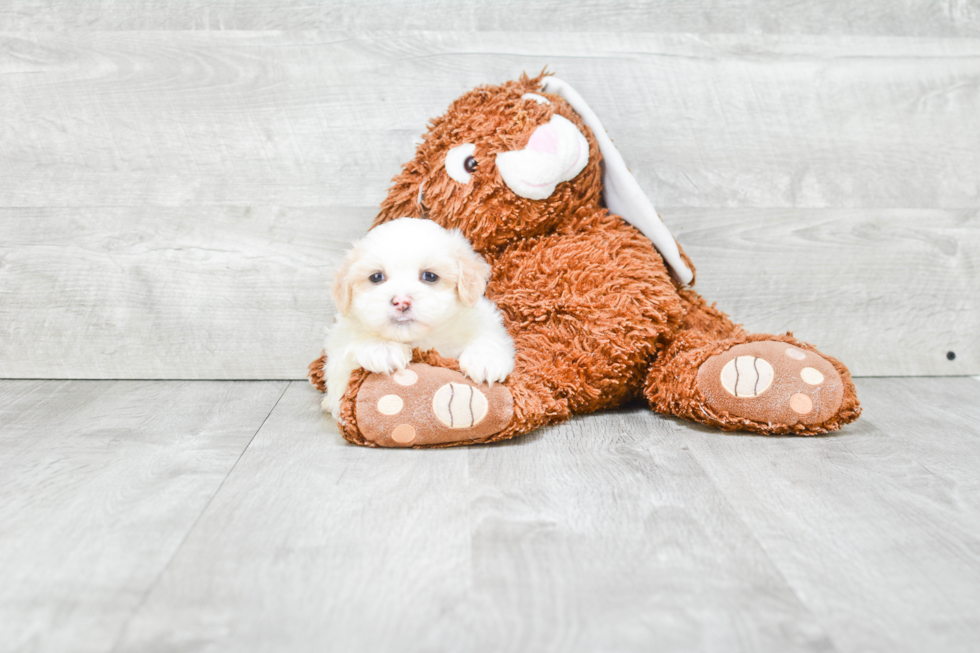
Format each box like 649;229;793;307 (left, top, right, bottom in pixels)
373;72;603;253
371;72;695;283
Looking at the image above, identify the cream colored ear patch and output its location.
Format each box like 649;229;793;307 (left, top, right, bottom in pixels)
432;382;488;428
719;356;774;397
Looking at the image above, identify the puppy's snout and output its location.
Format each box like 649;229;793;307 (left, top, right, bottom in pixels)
391;295;412;312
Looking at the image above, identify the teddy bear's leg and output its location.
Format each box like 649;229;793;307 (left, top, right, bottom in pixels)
307;351;327;392
327;348;569;448
644;289;861;435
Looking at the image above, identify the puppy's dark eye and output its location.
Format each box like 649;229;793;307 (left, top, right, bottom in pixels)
463;156;477;173
421;271;439;283
369;272;386;284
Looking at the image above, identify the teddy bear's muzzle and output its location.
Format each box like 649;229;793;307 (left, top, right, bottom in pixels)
495;114;589;200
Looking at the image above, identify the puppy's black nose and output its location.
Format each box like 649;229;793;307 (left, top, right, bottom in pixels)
391;295;412;312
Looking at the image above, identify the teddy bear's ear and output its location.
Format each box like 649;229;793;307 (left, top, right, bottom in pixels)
541;77;695;285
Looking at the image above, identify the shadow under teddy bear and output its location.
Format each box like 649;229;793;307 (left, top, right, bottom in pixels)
309;72;861;447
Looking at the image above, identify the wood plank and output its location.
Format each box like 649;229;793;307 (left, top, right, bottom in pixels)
681;376;980;653
454;411;832;652
2;206;974;379
0;31;978;209
0;379;287;653
1;378;977;650
0;206;368;380
115;382;833;652
673;208;980;376
112;381;477;652
3;0;979;36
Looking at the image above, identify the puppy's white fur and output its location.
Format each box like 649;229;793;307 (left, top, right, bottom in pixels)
321;218;515;418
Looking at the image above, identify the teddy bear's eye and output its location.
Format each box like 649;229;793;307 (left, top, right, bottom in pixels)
444;143;476;183
420;271;439;283
369;272;385;284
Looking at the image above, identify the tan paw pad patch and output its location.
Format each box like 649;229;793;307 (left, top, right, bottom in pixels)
800;367;824;385
355;363;513;447
377;394;404;415
785;347;807;361
697;341;844;427
790;393;813;414
391;424;416;443
393;369;418;386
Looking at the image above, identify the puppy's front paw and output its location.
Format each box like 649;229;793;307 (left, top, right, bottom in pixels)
458;344;514;386
353;341;413;375
321;394;340;416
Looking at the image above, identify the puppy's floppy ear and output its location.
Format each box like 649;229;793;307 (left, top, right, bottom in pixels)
450;232;492;307
456;253;491;308
331;247;359;316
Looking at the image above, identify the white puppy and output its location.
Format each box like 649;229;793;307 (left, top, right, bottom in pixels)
321;218;515;418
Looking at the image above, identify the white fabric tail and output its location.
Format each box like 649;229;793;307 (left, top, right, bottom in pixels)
541;77;694;285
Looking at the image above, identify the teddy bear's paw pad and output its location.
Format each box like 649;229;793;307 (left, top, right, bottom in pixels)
355;363;513;447
696;341;844;427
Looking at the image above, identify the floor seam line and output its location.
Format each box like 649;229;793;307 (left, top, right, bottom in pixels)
681;439;846;653
107;380;291;652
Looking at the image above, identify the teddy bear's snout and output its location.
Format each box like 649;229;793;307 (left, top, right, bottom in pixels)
527;123;560;155
495;114;590;201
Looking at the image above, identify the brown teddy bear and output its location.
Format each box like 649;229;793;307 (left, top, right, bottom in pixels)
309;72;861;447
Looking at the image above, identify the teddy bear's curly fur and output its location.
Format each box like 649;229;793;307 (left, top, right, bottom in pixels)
309;72;861;447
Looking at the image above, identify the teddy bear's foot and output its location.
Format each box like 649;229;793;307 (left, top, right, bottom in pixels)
696;341;845;429
353;363;513;447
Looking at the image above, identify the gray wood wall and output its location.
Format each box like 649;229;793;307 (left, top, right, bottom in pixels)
1;1;978;379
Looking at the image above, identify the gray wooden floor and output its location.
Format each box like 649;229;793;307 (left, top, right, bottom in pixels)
1;377;978;653
3;2;977;651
